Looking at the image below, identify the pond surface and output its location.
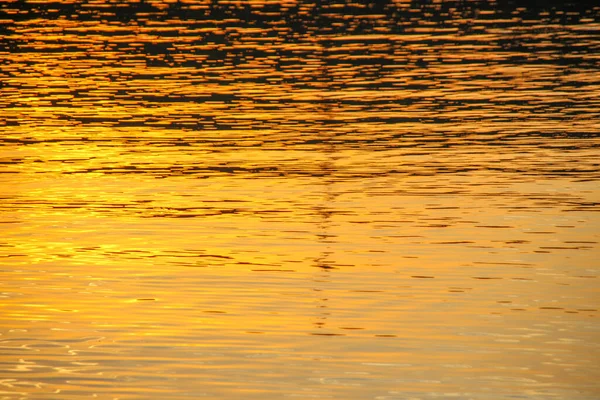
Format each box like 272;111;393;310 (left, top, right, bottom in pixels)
1;1;599;399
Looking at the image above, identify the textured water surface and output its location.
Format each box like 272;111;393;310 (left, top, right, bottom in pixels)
1;0;599;399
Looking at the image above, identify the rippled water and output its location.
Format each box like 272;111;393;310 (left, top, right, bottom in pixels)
1;1;599;399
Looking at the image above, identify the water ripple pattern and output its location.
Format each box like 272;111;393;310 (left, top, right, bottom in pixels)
1;1;599;399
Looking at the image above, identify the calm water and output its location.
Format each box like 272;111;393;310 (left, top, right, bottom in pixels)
1;1;599;399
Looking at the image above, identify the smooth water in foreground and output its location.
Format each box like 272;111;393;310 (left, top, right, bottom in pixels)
1;1;599;399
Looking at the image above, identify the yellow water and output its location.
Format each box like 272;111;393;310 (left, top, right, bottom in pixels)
1;1;599;398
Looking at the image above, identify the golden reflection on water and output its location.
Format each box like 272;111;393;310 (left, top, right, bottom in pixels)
1;0;600;398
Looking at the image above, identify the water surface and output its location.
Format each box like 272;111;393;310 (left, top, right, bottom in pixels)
1;1;599;399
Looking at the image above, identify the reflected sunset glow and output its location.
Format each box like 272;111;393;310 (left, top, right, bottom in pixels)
1;0;599;398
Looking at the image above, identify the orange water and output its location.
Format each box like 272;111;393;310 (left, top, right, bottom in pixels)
1;1;599;398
